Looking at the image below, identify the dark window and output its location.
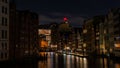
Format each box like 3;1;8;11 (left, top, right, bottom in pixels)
1;30;4;39
1;30;7;39
5;30;7;39
1;43;4;49
2;6;4;13
1;6;7;14
2;0;7;3
5;0;8;3
2;0;4;2
5;43;7;50
2;17;4;25
1;17;7;26
5;18;7;26
5;7;7;14
5;53;7;58
1;53;3;59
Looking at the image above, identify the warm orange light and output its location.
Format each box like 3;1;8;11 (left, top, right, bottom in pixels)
38;29;51;35
114;43;120;48
40;40;48;47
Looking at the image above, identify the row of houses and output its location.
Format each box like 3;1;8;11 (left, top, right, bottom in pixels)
38;20;83;53
0;0;39;61
38;8;120;56
82;8;120;56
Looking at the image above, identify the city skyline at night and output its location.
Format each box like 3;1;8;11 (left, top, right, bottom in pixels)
1;0;120;68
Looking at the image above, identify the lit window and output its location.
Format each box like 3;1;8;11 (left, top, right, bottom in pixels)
83;43;86;47
114;43;120;48
96;37;99;40
83;29;87;33
104;30;106;34
96;32;99;35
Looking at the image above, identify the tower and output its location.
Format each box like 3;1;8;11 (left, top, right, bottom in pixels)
58;17;72;50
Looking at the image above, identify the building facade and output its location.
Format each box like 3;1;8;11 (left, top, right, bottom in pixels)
50;23;59;50
9;0;16;60
107;8;120;56
82;19;96;55
58;21;73;50
94;16;106;55
9;9;39;59
0;0;9;61
38;23;59;51
38;26;51;51
73;27;83;53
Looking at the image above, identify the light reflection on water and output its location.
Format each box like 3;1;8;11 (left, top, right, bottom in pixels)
66;55;71;68
83;58;87;68
38;52;120;68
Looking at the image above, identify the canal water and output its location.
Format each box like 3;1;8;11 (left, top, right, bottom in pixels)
38;52;120;68
1;52;120;68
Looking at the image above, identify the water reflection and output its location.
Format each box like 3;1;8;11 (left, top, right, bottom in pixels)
38;52;120;68
2;52;120;68
66;55;71;68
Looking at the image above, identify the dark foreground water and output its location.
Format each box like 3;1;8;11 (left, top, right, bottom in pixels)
1;52;120;68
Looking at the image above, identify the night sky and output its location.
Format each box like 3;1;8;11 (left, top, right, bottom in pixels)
16;0;120;26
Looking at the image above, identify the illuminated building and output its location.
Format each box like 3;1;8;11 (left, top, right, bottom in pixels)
38;23;60;51
50;23;59;50
73;27;83;53
82;19;96;55
58;17;73;50
107;8;120;56
94;16;106;55
38;25;51;51
38;19;83;52
0;0;9;61
82;15;111;56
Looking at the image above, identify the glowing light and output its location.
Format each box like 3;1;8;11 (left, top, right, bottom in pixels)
40;40;48;47
83;29;87;33
38;29;51;35
66;47;70;50
114;43;120;48
63;17;68;21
